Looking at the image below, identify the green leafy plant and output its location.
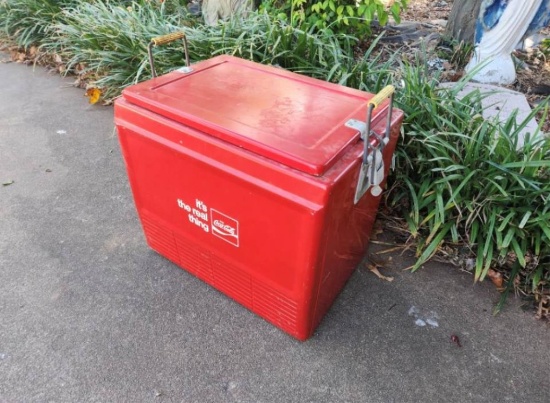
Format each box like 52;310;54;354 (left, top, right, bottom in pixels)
0;0;77;48
541;38;550;59
40;0;190;98
391;62;550;294
43;4;394;98
0;0;188;48
264;0;408;36
437;37;475;69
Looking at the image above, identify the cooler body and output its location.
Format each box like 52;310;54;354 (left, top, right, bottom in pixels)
115;55;403;340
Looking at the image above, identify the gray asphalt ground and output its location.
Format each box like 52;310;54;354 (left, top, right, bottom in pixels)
1;56;549;403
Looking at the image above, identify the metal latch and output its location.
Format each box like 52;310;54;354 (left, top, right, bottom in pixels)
345;119;391;145
345;119;367;139
353;85;395;204
355;149;385;202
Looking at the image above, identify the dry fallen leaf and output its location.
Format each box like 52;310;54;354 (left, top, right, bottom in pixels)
487;269;504;290
29;46;38;58
367;264;394;282
536;296;549;320
371;220;384;240
85;87;101;105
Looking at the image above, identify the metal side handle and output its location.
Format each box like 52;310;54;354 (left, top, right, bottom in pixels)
147;32;192;78
353;85;395;204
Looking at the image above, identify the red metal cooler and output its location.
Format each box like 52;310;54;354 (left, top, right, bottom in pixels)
115;37;403;340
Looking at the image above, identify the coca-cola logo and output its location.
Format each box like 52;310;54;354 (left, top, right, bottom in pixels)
213;220;236;236
210;209;239;247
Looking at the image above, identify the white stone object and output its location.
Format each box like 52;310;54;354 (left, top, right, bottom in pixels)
202;0;254;26
440;83;542;149
519;33;549;51
466;0;543;84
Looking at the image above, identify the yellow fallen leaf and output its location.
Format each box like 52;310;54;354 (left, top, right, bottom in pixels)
86;87;101;105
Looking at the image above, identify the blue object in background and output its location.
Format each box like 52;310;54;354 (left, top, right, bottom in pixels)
475;0;550;44
526;0;550;38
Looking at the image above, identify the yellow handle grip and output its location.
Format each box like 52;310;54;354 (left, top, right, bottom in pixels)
368;85;395;109
151;32;186;46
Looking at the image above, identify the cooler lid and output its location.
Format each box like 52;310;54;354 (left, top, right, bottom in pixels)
122;55;384;176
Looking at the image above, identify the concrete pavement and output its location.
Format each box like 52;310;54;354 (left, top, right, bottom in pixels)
1;56;549;402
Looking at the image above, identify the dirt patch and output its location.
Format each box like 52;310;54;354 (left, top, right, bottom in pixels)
401;0;453;23
394;0;550;130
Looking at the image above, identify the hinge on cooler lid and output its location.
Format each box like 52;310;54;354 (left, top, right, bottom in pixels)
176;66;193;74
345;119;368;140
352;85;395;204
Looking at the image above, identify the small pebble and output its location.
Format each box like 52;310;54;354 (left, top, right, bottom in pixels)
426;318;439;328
415;319;427;327
427;57;446;71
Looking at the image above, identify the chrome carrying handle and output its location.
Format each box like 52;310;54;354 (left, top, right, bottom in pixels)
363;85;395;165
147;32;191;78
353;85;396;204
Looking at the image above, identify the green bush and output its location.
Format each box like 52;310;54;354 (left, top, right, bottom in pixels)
263;0;408;36
40;0;189;98
0;0;78;48
43;3;394;98
0;0;189;48
391;63;550;294
542;38;550;57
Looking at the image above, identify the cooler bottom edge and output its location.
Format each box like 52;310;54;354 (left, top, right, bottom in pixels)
139;210;313;341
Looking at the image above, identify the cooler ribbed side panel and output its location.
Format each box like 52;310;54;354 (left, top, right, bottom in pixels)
253;282;299;336
175;235;213;282
141;214;180;265
138;212;301;337
212;256;252;307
